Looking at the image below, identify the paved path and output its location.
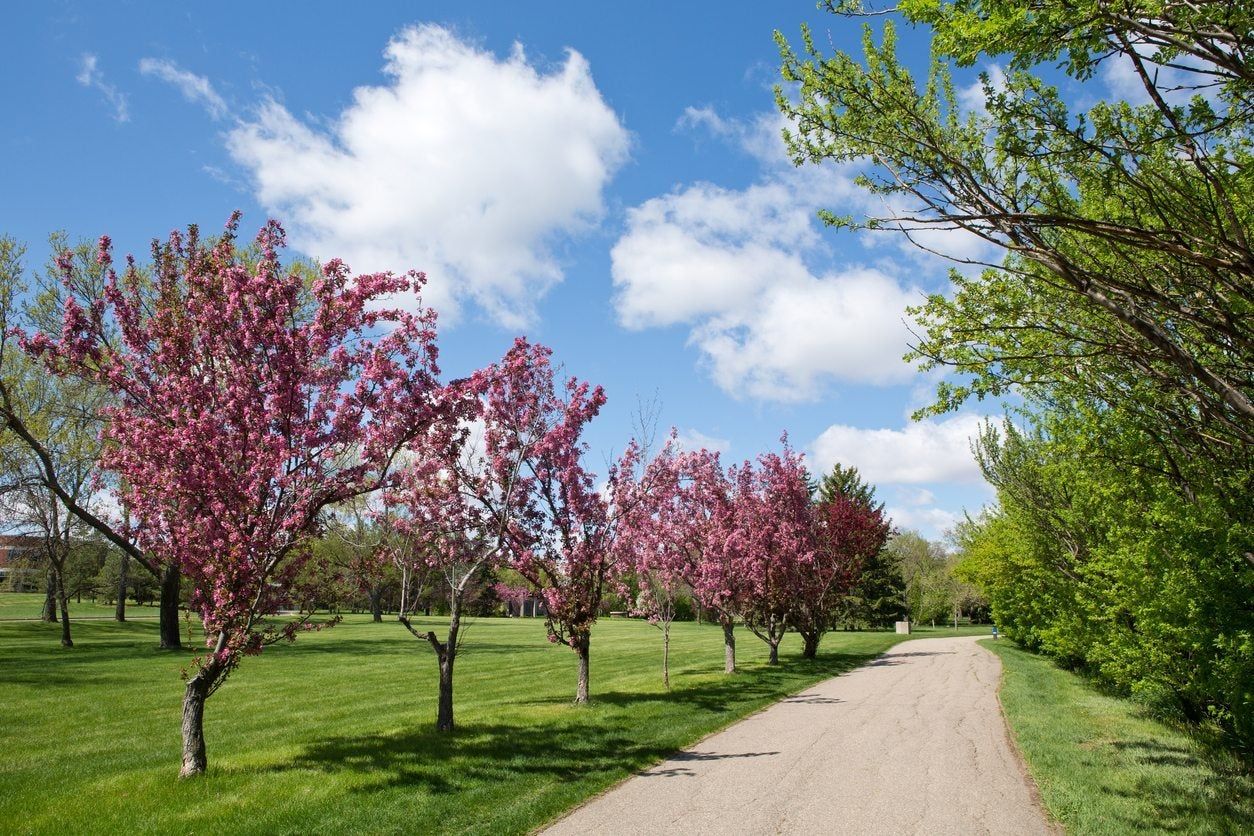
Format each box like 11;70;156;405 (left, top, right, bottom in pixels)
543;636;1053;836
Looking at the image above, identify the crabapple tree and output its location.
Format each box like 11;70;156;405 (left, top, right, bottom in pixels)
793;491;891;658
25;216;446;777
734;442;814;666
473;337;637;704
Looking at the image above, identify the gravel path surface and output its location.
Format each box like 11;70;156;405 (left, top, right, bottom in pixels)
543;636;1053;835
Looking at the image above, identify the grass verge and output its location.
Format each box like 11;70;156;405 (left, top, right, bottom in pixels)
985;639;1253;834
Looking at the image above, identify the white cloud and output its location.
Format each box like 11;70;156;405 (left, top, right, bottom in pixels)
809;413;989;485
693;269;921;399
674;428;730;455
226;24;630;327
139;58;228;120
896;487;936;507
957;64;1006;114
611;130;920;400
76;53;129;122
886;504;961;536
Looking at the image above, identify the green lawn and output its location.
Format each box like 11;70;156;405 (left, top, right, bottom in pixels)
0;591;161;620
986;640;1254;834
0;612;983;835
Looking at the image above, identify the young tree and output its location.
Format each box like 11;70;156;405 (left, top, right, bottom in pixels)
794;488;892;657
25;215;447;777
470;338;632;704
817;464;902;629
735;442;813;666
631;443;745;673
617;434;688;689
381;382;516;731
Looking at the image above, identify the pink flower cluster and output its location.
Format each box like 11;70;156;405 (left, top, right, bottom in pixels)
25;215;447;678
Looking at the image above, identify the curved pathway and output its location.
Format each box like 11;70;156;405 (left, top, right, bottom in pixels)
543;636;1052;835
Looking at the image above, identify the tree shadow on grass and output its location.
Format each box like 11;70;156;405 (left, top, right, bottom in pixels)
507;649;882;713
258;646;888;796
1100;739;1254;831
264;721;689;795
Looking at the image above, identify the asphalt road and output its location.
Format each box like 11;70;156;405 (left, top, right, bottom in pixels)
543;635;1053;835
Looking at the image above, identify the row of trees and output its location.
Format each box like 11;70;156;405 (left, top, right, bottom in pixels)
776;0;1252;751
1;217;901;778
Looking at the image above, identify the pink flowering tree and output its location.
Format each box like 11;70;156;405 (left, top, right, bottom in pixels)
471;337;639;704
25;216;446;777
733;441;814;666
793;492;891;658
380;381;521;732
493;582;531;616
649;446;745;674
615;433;688;689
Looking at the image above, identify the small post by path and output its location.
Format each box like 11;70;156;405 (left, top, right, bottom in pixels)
895;620;911;635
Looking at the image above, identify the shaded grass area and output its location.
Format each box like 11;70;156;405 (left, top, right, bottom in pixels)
986;640;1253;834
0;614;979;834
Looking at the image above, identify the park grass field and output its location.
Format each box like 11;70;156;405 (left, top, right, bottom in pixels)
0;592;162;620
0;606;983;835
987;640;1254;834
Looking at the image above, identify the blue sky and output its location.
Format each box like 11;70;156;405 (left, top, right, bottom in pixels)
2;2;1031;538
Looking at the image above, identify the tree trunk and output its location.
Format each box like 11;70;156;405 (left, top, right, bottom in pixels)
767;639;779;666
115;551;130;622
722;620;736;674
801;631;820;659
179;669;211;778
662;623;671;691
574;633;591;704
369;587;384;623
41;571;57;622
435;599;460;732
56;569;72;648
158;564;182;650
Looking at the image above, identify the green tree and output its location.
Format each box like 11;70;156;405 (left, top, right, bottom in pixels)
0;233;189;647
888;530;953;626
776;1;1253;478
958;415;1253;747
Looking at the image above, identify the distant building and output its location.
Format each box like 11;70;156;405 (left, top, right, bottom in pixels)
0;535;43;591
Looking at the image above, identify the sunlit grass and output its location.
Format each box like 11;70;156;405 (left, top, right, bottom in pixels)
0;610;980;834
987;640;1253;834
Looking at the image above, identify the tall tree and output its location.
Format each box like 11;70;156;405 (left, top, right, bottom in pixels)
0;233;185;648
468;338;623;704
777;0;1254;477
889;531;954;627
25;215;447;777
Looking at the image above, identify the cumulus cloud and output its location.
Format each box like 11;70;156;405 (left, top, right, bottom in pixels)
674;428;730;456
76;53;129;122
139;58;228;120
957;64;1007;114
809;413;989;486
611;120;921;401
226;24;630;326
885;504;961;536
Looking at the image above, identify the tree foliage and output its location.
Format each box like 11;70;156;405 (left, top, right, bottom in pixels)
25;215;448;776
777;0;1254;476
